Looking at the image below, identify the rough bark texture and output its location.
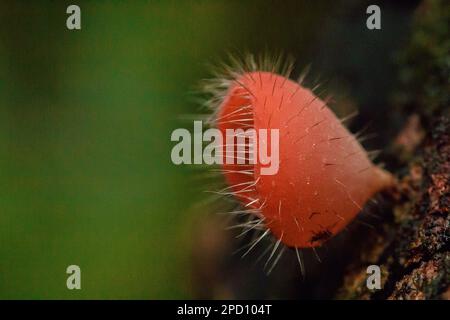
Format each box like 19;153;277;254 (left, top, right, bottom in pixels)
337;117;449;299
337;0;449;299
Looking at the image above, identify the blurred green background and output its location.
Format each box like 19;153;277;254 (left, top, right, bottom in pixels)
0;0;418;299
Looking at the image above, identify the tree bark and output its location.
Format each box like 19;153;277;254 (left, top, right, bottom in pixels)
337;117;449;299
338;0;449;299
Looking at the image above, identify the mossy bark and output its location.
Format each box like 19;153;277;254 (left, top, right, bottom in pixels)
337;0;449;299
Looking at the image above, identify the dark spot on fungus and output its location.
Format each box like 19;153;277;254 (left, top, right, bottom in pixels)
309;211;320;219
310;229;333;244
